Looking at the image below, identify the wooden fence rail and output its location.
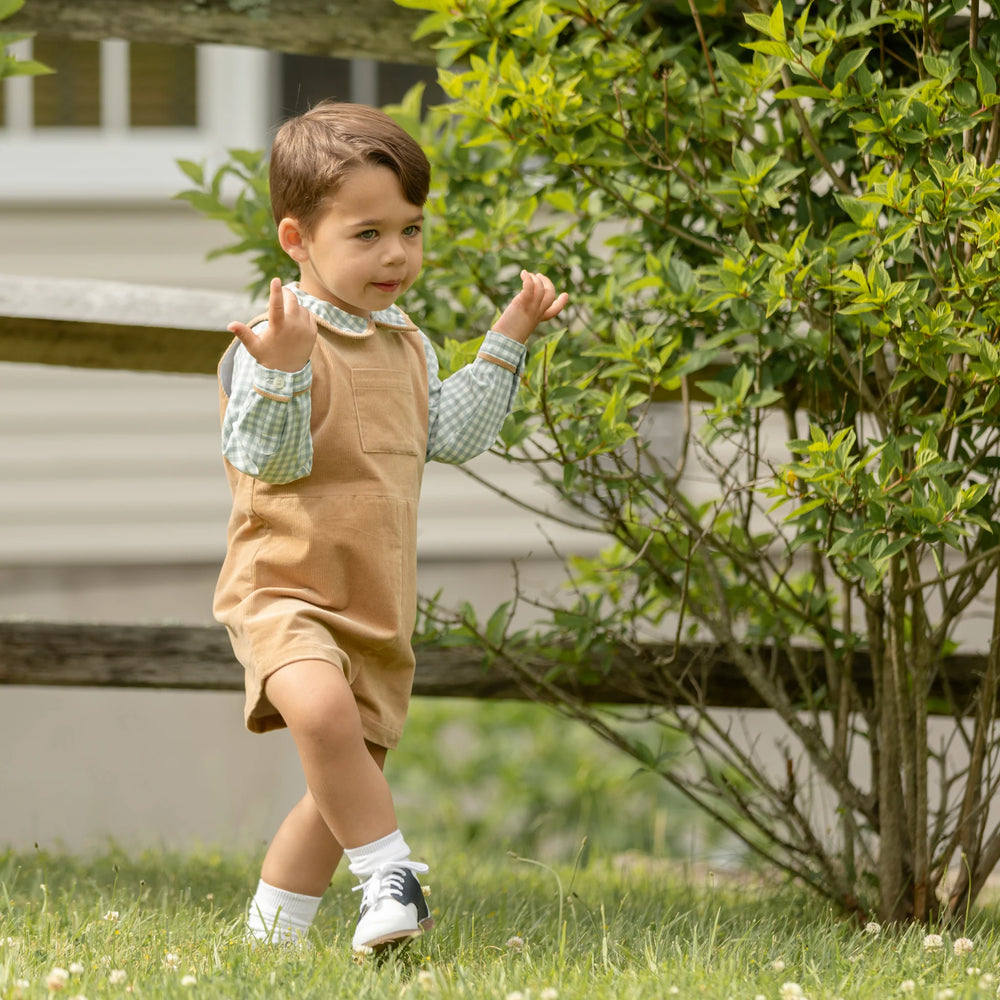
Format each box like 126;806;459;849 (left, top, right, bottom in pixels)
0;274;243;374
0;619;992;715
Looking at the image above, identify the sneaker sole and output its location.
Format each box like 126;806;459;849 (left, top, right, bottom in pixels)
354;916;435;956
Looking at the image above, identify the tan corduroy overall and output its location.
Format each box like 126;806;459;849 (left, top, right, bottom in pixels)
214;309;429;749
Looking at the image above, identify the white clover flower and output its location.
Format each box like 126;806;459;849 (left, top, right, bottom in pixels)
981;974;996;990
541;990;559;1000
505;993;525;1000
954;937;974;956
181;975;197;987
967;967;982;977
506;936;524;952
936;990;954;1000
923;933;944;951
772;959;786;972
164;952;181;970
864;922;882;936
46;967;70;991
667;989;680;997
416;969;435;991
779;983;804;1000
13;980;30;1000
901;981;916;994
69;962;85;976
109;969;127;985
102;910;120;922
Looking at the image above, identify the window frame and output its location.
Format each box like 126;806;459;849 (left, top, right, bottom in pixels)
1;40;274;201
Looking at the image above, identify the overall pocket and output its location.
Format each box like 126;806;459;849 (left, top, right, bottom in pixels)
351;369;421;456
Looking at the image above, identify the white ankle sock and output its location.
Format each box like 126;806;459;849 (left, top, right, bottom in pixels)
246;878;322;944
344;829;411;877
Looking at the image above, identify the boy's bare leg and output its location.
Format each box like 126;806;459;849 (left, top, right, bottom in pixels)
261;739;390;896
264;659;399;852
245;660;400;944
249;659;430;952
260;793;342;897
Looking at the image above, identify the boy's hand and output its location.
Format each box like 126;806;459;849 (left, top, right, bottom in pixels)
227;277;317;373
493;270;570;344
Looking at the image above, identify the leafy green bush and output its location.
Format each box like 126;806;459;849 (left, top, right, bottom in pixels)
396;0;1000;926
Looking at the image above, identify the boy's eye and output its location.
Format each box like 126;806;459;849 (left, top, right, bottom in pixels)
358;229;378;241
403;225;422;237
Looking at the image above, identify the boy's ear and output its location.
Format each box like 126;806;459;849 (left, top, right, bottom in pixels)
278;217;310;262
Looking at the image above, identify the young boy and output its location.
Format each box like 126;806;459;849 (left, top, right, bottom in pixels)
213;101;568;955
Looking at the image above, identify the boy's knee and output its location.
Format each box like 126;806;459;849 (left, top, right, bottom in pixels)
266;661;361;747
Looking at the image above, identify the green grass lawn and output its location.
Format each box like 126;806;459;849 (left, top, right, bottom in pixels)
2;700;1000;998
2;846;1000;999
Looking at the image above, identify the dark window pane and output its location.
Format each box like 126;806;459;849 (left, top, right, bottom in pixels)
33;37;101;127
378;62;443;108
280;55;442;117
130;43;197;127
280;55;352;118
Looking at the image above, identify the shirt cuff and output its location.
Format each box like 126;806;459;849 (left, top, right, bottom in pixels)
252;361;311;402
478;330;527;375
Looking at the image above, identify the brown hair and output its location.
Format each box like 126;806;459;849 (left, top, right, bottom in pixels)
269;100;431;234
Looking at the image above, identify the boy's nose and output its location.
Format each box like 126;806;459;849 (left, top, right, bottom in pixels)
382;238;407;264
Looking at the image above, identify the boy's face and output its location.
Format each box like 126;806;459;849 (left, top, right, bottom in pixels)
287;164;424;317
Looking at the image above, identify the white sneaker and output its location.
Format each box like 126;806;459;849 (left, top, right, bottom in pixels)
351;861;434;954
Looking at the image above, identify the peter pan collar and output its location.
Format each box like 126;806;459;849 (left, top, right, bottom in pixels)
290;283;418;338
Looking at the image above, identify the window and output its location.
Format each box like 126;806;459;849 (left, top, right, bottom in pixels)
1;38;272;201
279;54;442;118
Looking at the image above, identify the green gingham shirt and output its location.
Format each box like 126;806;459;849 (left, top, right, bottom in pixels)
222;286;526;483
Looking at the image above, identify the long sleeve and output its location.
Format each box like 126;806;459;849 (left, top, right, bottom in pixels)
425;329;526;464
221;339;313;483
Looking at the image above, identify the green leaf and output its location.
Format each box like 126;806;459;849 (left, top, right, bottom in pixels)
175;159;205;187
775;85;830;101
745;3;786;42
743;12;773;36
485;602;511;649
784;498;828;522
769;1;786;43
743;39;795;59
922;52;953;81
834;48;871;86
2;57;51;76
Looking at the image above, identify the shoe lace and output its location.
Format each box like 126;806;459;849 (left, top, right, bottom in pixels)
353;860;429;913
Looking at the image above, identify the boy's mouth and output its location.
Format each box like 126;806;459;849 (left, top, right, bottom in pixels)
372;280;401;293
